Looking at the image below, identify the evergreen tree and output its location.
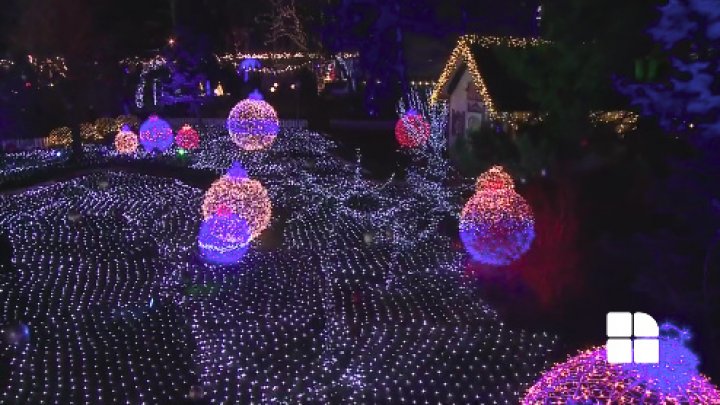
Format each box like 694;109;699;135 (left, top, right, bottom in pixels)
618;0;720;138
499;0;657;155
617;0;720;377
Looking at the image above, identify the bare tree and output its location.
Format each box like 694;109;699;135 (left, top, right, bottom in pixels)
257;0;309;52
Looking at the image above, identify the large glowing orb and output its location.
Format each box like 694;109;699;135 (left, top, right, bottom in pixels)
198;207;251;265
114;128;139;154
395;109;430;148
227;90;279;151
175;124;200;150
139;115;174;152
201;162;272;240
460;166;535;265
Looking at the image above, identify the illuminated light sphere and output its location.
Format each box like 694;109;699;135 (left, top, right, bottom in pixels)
114;127;139;154
197;207;251;265
227;89;279;151
201;162;272;240
47;126;72;148
475;164;515;192
522;324;720;404
139;115;174;152
459;165;535;265
623;323;702;397
395;109;431;148
175;124;200;150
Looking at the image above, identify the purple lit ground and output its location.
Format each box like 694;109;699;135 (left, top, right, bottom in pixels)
0;128;556;403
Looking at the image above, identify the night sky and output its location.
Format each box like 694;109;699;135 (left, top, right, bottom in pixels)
0;0;271;56
0;0;539;57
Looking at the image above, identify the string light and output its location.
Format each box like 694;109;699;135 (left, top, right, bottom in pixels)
409;81;436;87
0;149;68;185
218;51;358;63
0;126;561;404
175;124;200;150
460;166;535;265
589;110;640;135
130;56;167;109
235;60;314;76
227;90;279;151
139;115;174;152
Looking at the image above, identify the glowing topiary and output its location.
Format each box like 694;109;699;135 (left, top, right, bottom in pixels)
80;122;102;142
460;166;535;265
114;127;139;154
395;109;431;148
47;127;72;148
139;115;174;152
175;124;200;150
95;117;117;140
201;162;272;240
115;115;139;132
227;89;279;151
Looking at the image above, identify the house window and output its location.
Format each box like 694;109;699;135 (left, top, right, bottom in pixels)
606;312;659;364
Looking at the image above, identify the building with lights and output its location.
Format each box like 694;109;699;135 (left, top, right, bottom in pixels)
432;35;638;146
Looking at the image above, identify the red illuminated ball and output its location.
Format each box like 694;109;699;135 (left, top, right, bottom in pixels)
395;110;430;148
176;124;200;150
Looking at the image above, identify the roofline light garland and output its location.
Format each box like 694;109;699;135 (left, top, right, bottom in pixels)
431;35;547;117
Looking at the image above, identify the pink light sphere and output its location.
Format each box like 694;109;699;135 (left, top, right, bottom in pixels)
175;124;200;150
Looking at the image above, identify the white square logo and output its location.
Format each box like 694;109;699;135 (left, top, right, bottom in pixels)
606;338;633;364
605;312;659;364
633;339;660;363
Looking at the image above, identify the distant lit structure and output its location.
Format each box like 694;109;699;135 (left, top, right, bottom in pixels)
433;35;637;144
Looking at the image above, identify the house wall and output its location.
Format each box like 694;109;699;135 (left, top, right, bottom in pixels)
447;70;491;148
